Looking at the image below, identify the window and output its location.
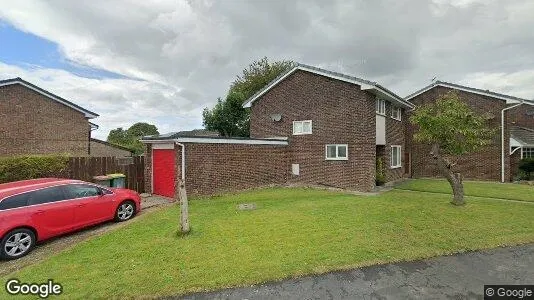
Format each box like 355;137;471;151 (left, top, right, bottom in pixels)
291;164;300;175
64;184;102;199
293;120;312;135
391;145;402;168
28;187;68;205
325;144;348;160
523;147;534;158
376;99;386;115
391;106;401;121
0;193;30;210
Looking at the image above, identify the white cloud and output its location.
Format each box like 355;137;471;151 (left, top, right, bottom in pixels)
0;62;202;139
458;70;534;99
1;0;534;135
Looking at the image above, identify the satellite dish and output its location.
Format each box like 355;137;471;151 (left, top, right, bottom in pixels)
270;114;282;122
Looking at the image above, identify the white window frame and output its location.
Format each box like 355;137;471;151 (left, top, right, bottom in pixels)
391;145;402;168
325;144;348;161
293;120;313;135
523;147;534;158
376;99;386;115
391;106;401;121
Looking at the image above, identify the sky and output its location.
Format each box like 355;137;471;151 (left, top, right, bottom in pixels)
1;0;534;139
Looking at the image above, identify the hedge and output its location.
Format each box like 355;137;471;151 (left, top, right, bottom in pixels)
0;154;70;184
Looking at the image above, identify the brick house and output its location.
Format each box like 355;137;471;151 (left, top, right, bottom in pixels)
0;77;100;157
89;138;133;157
245;64;414;191
405;81;534;182
142;64;414;197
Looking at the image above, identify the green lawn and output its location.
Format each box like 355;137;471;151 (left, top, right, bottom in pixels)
2;187;534;298
396;179;534;202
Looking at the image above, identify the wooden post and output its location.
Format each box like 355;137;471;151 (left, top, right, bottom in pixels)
178;179;190;234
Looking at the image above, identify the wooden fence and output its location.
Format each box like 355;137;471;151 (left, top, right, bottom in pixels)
65;156;145;193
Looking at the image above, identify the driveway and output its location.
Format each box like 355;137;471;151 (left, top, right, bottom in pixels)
178;244;534;299
0;195;171;276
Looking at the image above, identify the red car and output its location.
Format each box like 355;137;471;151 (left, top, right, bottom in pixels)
0;178;141;260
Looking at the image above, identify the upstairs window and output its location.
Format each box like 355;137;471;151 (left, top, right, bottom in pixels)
325;144;348;160
376;99;386;115
391;106;402;121
391;145;402;168
293;120;312;135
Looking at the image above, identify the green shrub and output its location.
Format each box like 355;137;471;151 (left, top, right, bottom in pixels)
376;157;386;186
519;158;534;180
0;154;70;184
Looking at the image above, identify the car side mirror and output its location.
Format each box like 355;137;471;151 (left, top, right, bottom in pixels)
97;188;104;196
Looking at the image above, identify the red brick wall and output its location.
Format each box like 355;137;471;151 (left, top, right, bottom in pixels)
249;70;376;192
89;140;132;157
407;86;510;181
143;144;153;193
181;143;287;196
0;84;90;157
509;104;534;129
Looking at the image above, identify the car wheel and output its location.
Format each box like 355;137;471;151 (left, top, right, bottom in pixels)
115;200;136;222
1;228;35;260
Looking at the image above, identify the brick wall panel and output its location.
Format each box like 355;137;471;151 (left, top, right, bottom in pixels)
249;70;376;192
0;84;90;156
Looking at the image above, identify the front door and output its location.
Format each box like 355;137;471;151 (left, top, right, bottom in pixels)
153;149;176;198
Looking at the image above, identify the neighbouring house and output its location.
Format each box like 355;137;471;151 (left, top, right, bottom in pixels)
0;77;99;157
89;138;133;157
405;81;534;182
510;126;534;179
142;64;414;197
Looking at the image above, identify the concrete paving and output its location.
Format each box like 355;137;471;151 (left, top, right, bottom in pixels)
178;244;534;300
141;194;173;209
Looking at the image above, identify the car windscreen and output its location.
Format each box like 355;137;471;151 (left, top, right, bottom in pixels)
63;184;101;199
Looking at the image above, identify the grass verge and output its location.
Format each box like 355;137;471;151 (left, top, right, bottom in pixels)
396;179;534;202
2;187;533;298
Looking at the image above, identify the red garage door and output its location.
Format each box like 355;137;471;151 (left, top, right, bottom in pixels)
153;149;175;198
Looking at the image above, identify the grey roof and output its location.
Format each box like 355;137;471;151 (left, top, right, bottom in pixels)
90;138;133;152
511;126;534;146
405;80;533;104
243;63;414;109
142;129;220;140
0;77;99;118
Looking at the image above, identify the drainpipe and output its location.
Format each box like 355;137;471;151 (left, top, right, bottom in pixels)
501;102;524;183
175;142;185;181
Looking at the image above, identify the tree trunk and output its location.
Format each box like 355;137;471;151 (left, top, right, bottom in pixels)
430;144;465;206
178;179;190;234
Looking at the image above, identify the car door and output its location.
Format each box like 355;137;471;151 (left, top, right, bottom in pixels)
64;184;115;228
27;186;75;239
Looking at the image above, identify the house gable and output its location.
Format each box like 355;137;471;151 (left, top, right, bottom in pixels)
0;82;93;156
243;64;414;110
405;81;532;105
0;77;98;119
